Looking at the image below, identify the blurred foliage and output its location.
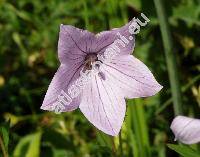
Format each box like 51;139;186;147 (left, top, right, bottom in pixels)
0;0;200;156
167;144;200;157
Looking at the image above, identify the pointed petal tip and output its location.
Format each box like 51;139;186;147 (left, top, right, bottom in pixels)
40;103;55;111
149;83;163;97
40;105;50;111
158;84;163;92
60;24;65;30
157;84;163;91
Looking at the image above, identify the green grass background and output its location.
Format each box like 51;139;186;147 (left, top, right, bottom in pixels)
0;0;200;156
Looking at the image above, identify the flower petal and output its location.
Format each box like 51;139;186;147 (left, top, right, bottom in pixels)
170;116;200;144
58;24;96;64
79;73;126;136
95;20;136;56
41;63;84;112
101;55;162;98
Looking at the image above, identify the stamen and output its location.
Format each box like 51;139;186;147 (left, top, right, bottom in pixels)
84;53;98;70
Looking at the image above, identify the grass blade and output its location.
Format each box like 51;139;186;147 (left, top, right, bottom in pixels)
127;100;150;157
153;0;183;115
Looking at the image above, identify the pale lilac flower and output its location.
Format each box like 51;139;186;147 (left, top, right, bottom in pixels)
170;116;200;144
41;21;162;136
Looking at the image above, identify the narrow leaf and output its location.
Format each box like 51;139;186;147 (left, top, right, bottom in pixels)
167;144;200;157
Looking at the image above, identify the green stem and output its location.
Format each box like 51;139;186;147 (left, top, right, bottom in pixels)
119;131;123;157
126;105;139;157
153;0;183;115
130;100;150;157
0;135;8;157
111;137;117;157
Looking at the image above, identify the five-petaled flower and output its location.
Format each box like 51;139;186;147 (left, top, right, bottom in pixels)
41;20;162;136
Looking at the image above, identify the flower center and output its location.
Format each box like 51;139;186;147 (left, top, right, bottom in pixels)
84;53;98;70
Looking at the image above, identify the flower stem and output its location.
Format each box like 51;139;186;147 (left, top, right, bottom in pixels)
111;137;117;157
153;0;183;115
0;135;8;157
119;131;123;157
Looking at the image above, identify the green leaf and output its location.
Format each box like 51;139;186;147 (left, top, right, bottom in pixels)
26;132;42;157
171;1;200;26
167;144;200;157
128;100;150;157
13;132;42;157
0;121;10;152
